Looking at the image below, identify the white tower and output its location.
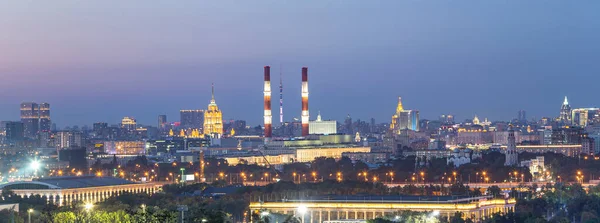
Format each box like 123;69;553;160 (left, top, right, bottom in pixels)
504;125;518;166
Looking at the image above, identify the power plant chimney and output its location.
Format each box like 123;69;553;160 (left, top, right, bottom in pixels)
264;66;272;138
301;67;309;136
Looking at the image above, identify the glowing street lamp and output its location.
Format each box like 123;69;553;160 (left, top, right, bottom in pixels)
297;205;307;215
84;203;94;212
28;209;33;223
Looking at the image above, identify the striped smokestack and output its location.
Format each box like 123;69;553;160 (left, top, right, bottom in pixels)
264;66;272;138
301;67;309;136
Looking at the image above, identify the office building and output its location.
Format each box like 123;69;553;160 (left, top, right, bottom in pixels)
55;131;83;150
571;108;600;127
204;84;223;135
180;110;204;130
39;103;51;132
20;102;39;138
309;112;337;135
5;121;24;142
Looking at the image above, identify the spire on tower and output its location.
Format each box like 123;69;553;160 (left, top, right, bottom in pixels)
211;83;215;102
395;96;404;114
563;96;568;105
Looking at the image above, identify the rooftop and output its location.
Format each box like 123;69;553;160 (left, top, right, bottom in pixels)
289;195;492;204
1;176;138;190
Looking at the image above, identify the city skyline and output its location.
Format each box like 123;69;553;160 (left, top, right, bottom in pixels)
2;1;599;127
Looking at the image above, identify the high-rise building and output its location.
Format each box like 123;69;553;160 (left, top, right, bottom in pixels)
39;103;51;132
121;117;137;131
560;96;571;123
309;112;337;135
203;84;223;135
518;110;526;122
180;110;204;130
20;102;39;138
158;115;168;130
504;126;518;166
19;102;51;138
571;108;600;127
390;97;419;134
55;131;83;150
5;121;24;142
344;114;353;134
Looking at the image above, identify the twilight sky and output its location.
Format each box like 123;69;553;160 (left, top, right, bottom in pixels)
1;1;599;127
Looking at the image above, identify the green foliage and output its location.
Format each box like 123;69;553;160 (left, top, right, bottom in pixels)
53;211;76;223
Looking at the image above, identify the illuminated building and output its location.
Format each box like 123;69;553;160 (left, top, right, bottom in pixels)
55;131;83;150
222;154;295;166
104;141;145;155
457;126;491;145
504;126;518;166
0;176;163;206
390;97;419;134
472;115;480;125
342;152;389;163
250;195;515;222
560;96;571;123
121;117;137;131
295;147;370;162
309;112;337;135
180;110;204;130
447;148;482;167
571;108;600;127
203;84;223;136
20;102;40;138
39;103;51;132
301;67;310;136
521;156;546;181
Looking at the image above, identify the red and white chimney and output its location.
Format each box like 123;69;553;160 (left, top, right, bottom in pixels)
301;67;309;136
264;66;272;138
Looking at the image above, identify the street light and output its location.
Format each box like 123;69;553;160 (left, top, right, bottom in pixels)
28;209;33;223
297;205;307;215
84;203;94;212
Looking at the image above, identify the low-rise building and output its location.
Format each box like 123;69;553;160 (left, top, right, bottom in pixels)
0;176;164;206
250;195;515;222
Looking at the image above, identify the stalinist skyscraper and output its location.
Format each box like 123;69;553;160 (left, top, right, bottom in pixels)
504;125;518;166
203;84;223;136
